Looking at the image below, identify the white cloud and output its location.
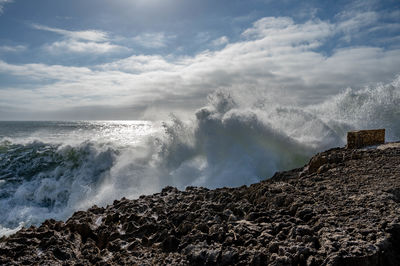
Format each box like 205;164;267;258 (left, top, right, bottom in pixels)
0;0;12;14
31;24;131;55
242;17;333;48
0;45;26;53
336;11;379;42
1;16;400;119
212;36;229;47
132;32;173;48
44;39;129;54
32;24;109;42
0;60;92;81
333;0;393;43
99;55;176;73
243;17;294;38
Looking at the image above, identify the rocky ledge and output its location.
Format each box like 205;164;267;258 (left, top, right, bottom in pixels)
1;144;400;265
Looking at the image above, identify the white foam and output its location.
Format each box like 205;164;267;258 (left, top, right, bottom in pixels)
0;76;399;236
0;222;24;237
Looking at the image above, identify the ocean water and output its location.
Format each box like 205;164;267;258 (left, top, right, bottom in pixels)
0;76;399;236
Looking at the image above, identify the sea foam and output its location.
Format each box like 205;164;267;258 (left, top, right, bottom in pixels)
0;76;399;235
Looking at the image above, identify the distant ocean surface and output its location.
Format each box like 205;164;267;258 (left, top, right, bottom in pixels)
1;77;399;236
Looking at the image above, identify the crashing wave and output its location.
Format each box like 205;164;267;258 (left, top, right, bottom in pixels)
0;75;399;235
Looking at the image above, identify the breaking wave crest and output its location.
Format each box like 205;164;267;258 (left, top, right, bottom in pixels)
0;76;399;236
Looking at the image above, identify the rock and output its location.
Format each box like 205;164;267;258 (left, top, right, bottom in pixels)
220;248;239;265
1;144;400;265
162;235;180;252
308;154;328;173
297;208;314;222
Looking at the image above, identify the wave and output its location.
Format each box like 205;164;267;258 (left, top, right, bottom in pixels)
0;75;399;236
0;141;117;234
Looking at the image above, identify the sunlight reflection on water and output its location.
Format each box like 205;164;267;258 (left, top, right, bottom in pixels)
0;120;159;147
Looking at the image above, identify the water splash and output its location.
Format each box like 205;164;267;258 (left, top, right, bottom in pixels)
0;75;399;235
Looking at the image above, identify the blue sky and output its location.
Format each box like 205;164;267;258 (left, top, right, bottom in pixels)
0;0;399;120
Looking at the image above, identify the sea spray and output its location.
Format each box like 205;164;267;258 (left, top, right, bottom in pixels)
309;76;400;141
0;76;399;235
0;141;117;234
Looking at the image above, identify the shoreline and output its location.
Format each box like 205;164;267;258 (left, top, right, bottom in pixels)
1;144;400;265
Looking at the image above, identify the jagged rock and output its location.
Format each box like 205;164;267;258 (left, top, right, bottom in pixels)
1;144;400;265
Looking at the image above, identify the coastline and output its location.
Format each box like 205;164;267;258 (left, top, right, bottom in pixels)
1;143;400;265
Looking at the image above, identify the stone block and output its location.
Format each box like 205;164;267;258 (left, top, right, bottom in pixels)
347;129;385;149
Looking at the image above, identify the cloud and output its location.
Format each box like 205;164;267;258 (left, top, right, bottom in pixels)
242;17;333;45
0;60;92;81
333;0;400;44
32;24;109;42
44;39;129;54
99;55;176;73
0;0;12;15
195;32;212;44
132;32;173;48
32;24;130;55
0;45;26;53
1;16;400;120
336;11;379;42
212;36;229;47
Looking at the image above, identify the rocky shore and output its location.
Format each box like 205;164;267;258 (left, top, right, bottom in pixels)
1;144;400;265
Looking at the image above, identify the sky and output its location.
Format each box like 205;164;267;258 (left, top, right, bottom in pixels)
0;0;399;120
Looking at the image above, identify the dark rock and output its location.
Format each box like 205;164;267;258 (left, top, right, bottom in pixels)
1;144;400;265
162;235;180;252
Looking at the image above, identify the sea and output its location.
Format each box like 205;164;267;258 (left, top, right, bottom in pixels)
0;77;399;236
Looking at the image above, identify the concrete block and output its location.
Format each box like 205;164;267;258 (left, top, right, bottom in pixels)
347;129;385;149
